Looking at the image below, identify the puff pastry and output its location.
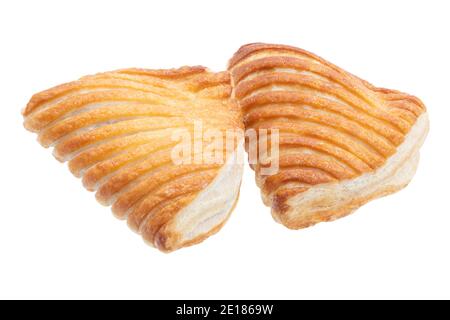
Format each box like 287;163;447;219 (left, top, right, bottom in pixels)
23;66;243;252
228;43;429;229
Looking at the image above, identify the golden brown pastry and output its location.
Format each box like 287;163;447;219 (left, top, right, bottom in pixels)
228;43;429;229
22;66;244;252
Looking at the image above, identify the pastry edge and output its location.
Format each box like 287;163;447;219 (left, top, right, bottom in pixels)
271;112;429;229
149;143;244;252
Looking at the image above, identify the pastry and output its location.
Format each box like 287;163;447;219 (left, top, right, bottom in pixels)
228;43;429;229
22;66;244;252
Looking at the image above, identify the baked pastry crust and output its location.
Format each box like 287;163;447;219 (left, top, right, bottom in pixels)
23;66;243;252
229;43;429;229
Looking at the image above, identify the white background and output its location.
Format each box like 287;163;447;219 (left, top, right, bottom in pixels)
0;0;449;300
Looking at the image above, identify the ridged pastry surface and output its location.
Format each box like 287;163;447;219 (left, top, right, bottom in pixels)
229;43;429;228
23;66;243;252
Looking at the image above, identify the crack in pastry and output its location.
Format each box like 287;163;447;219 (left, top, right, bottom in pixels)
23;66;244;252
228;43;429;229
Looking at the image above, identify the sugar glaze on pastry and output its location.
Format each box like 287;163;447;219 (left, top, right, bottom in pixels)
23;66;243;252
228;43;429;229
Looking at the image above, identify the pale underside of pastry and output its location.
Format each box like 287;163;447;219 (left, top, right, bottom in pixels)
229;43;429;229
23;66;243;252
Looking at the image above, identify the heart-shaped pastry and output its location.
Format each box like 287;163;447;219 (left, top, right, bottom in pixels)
22;66;243;252
228;43;429;229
